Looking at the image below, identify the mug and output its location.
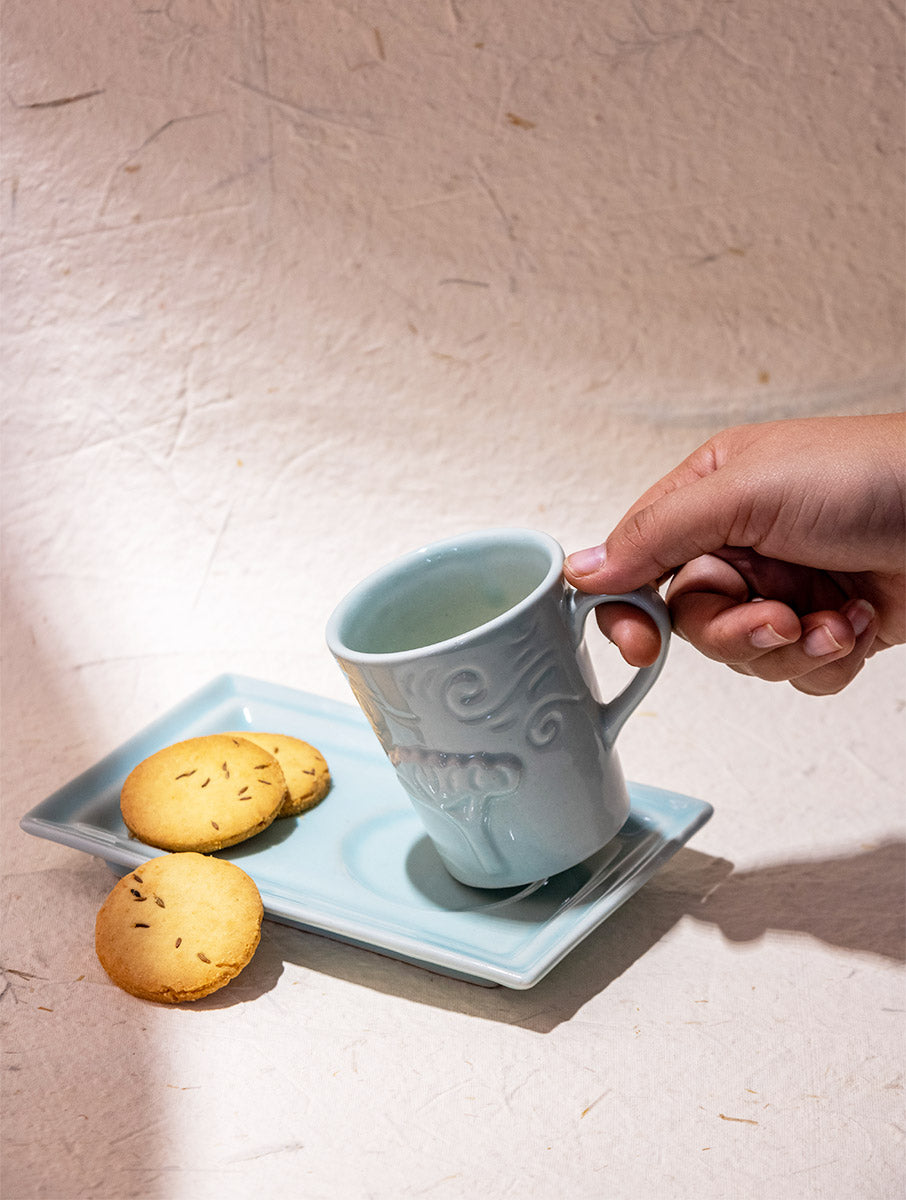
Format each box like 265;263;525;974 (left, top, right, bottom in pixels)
326;528;671;889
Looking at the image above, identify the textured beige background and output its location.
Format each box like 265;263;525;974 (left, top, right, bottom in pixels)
2;3;904;1198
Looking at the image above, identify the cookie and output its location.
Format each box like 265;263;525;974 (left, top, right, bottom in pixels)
120;734;287;852
225;732;331;817
95;852;263;1003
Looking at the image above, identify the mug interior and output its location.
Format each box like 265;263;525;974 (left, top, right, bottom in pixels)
332;534;557;655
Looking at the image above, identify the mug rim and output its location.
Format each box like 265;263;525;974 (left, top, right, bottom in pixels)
325;526;564;665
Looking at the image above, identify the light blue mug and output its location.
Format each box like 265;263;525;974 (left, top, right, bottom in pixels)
326;528;671;889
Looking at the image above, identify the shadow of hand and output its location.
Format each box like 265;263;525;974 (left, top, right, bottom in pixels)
690;840;905;961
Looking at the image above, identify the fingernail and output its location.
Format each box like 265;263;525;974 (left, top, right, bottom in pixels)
843;599;875;637
565;544;607;577
803;625;844;657
750;623;792;649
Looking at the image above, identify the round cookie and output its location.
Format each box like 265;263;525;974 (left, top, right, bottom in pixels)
120;734;287;852
226;732;331;817
95;852;263;1003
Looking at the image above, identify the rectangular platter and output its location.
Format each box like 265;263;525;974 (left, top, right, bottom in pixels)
20;674;713;988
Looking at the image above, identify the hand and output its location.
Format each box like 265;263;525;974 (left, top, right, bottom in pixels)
564;413;905;695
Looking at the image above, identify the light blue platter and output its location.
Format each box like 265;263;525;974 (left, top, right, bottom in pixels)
20;674;713;989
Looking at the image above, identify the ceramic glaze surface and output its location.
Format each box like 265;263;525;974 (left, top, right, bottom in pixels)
327;528;671;887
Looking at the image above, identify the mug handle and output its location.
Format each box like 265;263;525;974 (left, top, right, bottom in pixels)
563;585;671;750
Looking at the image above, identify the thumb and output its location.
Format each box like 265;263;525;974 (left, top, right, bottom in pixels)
565;471;747;593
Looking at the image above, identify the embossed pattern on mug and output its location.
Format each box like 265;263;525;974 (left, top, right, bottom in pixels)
441;621;583;748
389;747;523;874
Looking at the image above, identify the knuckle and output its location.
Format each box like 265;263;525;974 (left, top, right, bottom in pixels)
620;507;673;579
